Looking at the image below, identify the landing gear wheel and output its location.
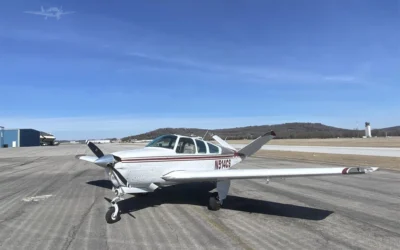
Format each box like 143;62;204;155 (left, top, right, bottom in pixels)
208;192;221;211
105;207;121;224
136;193;149;197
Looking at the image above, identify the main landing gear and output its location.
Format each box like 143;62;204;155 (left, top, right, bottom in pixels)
105;187;124;224
207;180;230;211
105;181;231;223
208;192;222;211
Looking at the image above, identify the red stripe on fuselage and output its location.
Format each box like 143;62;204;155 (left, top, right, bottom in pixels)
121;154;236;163
342;168;349;174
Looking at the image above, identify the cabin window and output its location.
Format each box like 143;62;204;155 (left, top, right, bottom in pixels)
176;138;196;154
146;135;177;149
195;140;207;153
207;143;220;154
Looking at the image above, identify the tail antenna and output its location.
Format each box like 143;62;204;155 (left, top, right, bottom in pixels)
202;130;209;140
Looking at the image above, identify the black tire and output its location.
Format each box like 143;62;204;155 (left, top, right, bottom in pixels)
135;193;149;197
105;207;121;224
208;193;221;211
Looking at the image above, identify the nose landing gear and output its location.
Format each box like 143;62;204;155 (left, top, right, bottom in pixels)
105;206;120;223
105;187;124;224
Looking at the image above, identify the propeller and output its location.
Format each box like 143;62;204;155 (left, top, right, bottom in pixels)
86;141;128;186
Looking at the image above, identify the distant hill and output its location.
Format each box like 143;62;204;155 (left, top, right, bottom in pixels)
121;122;383;141
372;126;400;137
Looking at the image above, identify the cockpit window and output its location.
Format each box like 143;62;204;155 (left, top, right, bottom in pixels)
146;135;177;149
195;139;207;153
176;137;196;154
207;143;220;154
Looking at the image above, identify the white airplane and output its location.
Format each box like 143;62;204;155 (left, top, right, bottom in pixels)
76;132;378;224
24;6;75;20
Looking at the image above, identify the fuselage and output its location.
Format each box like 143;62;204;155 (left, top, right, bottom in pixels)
109;135;242;187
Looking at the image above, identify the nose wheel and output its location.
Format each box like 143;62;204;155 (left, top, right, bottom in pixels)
105;187;124;224
106;206;121;223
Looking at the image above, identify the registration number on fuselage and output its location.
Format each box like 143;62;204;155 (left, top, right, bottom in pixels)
215;159;231;170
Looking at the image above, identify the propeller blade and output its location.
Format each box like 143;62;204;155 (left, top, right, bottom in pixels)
95;155;127;186
109;165;128;186
104;167;126;188
85;141;127;186
86;141;104;158
105;168;111;179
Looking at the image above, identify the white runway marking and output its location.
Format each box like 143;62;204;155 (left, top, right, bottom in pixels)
232;144;400;157
22;194;53;202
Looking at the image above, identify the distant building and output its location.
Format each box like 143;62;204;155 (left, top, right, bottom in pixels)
1;129;41;148
89;139;111;144
0;126;4;148
365;122;372;138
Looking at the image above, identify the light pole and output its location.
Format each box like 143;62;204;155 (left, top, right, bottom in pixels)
0;126;4;148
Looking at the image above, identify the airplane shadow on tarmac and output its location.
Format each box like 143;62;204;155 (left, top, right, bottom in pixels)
87;180;333;221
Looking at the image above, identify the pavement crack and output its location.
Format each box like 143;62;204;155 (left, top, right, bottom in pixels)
61;196;98;250
190;206;254;250
167;220;181;245
157;210;181;245
0;208;25;225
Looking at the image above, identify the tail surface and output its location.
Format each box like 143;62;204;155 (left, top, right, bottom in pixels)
237;131;276;158
212;134;236;151
212;131;276;158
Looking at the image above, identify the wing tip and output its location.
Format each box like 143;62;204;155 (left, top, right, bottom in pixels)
342;166;379;174
263;131;276;137
368;167;379;173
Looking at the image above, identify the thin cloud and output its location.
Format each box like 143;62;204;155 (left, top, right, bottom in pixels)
323;76;356;82
128;52;359;84
4;24;359;85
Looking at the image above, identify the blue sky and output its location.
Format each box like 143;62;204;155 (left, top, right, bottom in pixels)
0;1;399;139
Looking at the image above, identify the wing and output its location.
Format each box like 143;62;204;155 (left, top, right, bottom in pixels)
75;154;97;163
24;11;49;16
61;11;75;15
162;167;378;182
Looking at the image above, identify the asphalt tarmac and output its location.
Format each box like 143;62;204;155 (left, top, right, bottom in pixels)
0;144;399;250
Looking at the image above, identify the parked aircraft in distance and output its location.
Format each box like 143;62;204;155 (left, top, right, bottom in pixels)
76;132;378;223
24;6;75;20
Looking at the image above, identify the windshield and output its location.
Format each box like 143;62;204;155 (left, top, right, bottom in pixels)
146;135;177;149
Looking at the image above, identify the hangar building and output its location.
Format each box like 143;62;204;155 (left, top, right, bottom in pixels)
0;129;41;148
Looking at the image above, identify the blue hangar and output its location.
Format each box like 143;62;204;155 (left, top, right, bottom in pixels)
0;129;41;148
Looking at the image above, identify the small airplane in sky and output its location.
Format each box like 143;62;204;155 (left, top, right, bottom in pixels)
24;6;75;20
76;132;378;224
